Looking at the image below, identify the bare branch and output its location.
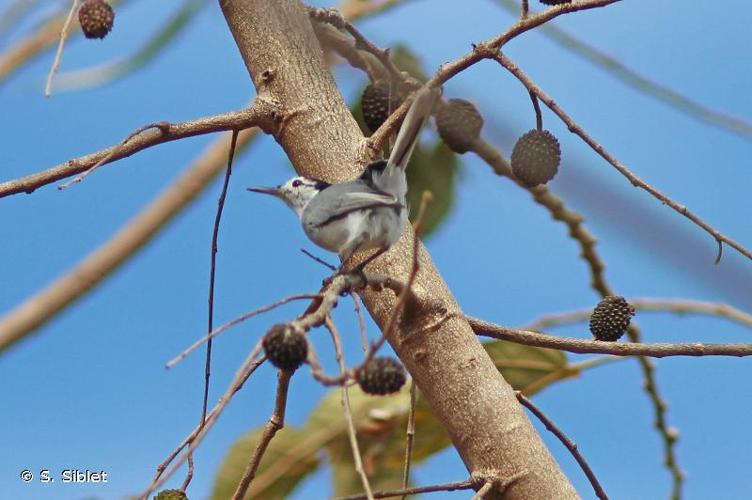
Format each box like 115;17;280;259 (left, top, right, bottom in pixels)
44;0;81;97
201;130;238;423
351;292;369;353
426;0;622;87
143;344;266;499
58;122;171;189
309;7;406;85
337;479;475;500
400;380;417;499
232;370;292;500
167;293;318;369
0;105;273;198
470;317;752;358
495;0;752;141
516;392;608;500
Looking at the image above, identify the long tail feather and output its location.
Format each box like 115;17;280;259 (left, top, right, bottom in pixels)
387;85;442;170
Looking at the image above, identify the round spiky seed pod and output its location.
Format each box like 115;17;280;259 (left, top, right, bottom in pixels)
589;296;636;341
539;0;573;5
153;490;188;500
357;357;406;396
262;324;308;371
361;83;402;134
78;0;114;39
435;98;484;154
511;129;561;187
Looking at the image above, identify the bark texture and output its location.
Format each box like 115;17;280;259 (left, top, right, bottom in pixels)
220;0;577;497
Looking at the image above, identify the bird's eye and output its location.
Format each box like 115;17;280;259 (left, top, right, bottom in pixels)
292;179;302;188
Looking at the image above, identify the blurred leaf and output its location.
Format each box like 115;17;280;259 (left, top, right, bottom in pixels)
407;142;459;238
308;385;412;496
390;44;427;82
55;0;203;92
211;426;320;500
0;0;40;43
483;339;576;395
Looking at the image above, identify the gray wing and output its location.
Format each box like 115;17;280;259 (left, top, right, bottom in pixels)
303;181;401;228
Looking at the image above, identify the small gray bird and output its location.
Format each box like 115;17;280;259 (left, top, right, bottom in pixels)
248;85;441;271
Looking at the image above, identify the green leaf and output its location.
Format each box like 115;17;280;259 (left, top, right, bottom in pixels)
211;426;320;500
407;142;459;238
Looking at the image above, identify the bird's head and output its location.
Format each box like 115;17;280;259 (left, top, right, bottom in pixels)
248;176;330;218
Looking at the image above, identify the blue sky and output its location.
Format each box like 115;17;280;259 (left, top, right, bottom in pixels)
2;0;751;498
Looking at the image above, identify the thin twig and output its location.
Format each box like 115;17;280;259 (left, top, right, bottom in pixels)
44;0;80;97
309;7;406;84
492;51;752;264
326;315;374;500
59;122;171;189
336;479;475;500
426;0;621;88
472;481;494;500
516;391;608;500
202;130;238;421
181;455;193;492
231;370;292;500
529;91;542;130
0;106;269;198
300;248;337;271
400;379;417;499
520;0;529;18
351;292;369;353
166;293;318;369
470;317;752;358
495;0;752;142
179;131;239;491
144;344;266;499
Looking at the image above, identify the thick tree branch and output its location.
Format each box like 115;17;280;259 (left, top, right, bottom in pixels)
220;0;578;497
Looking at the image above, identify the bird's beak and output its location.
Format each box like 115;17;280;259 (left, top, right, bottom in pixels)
247;186;282;198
